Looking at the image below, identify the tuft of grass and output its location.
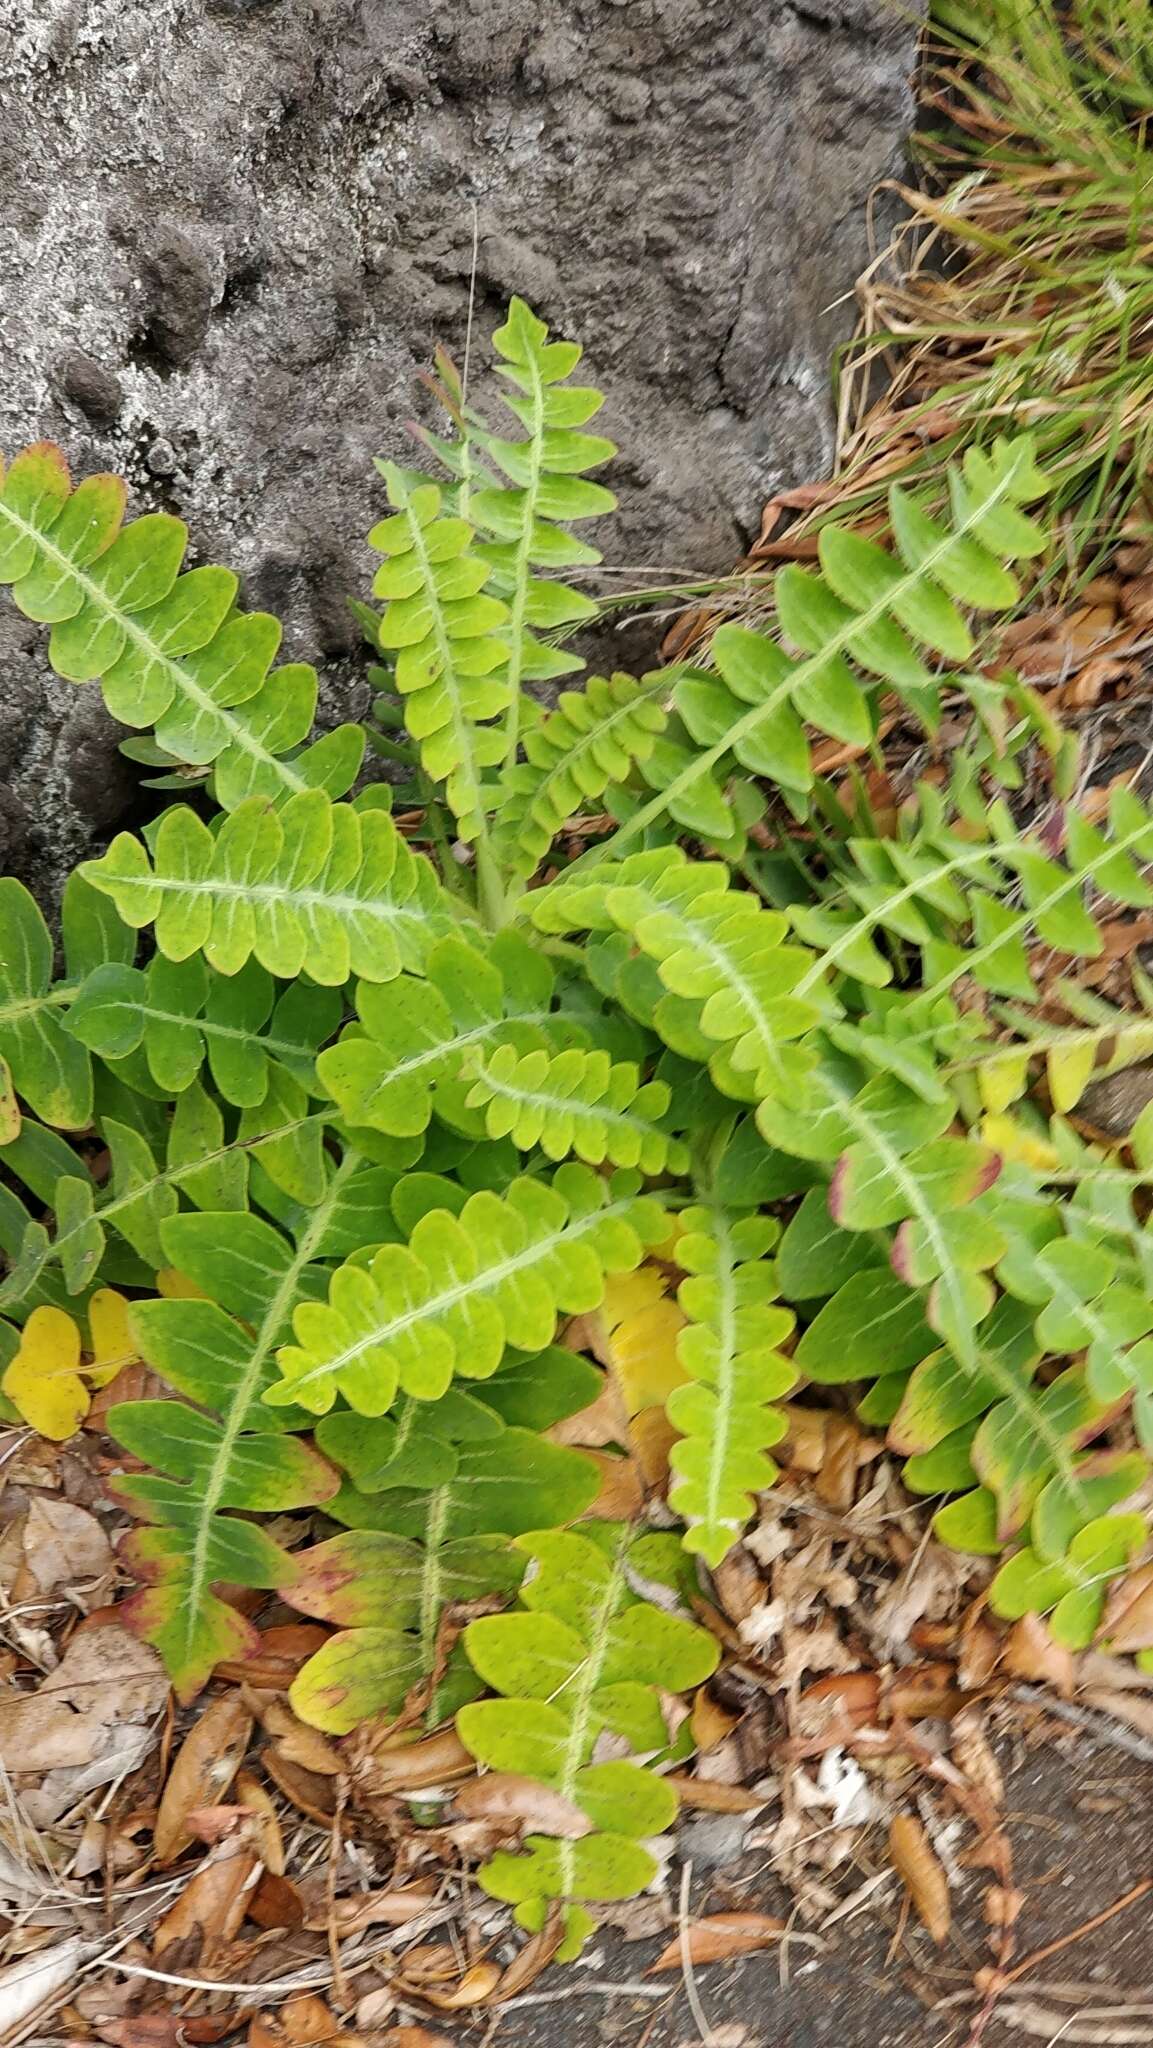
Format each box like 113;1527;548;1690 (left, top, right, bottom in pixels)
663;0;1153;652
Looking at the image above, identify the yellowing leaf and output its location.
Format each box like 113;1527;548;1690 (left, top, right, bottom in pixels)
979;1112;1059;1173
156;1267;208;1300
2;1290;142;1438
86;1287;139;1388
0;1055;20;1144
595;1268;687;1416
1046;1039;1097;1114
3;1306;88;1440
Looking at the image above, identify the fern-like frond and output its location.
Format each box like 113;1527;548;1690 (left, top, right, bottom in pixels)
266;1165;668;1416
370;465;510;841
109;1161;378;1696
316;930;611;1137
666;1206;797;1564
81;789;451;983
493;672;669;880
466;298;613;700
529;844;830;1097
458;1527;717;1955
0;443;363;805
464;1044;688;1173
0;874;132;1129
580;436;1050;857
65;954;340;1107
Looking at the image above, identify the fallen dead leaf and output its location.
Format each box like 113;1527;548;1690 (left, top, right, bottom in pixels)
4;1495;114;1602
213;1624;330;1689
0;1934;89;2041
249;1993;355;2044
492;1911;566;1998
93;2012;242;2045
303;1882;436;1934
888;1813;950;1945
153;1829;262;1954
453;1772;591;1838
1002;1613;1076;1696
248;1868;306;1930
234;1770;286;1874
261;1747;338;1823
353;1727;471;1794
415;1961;502;2010
0;1625;167;1826
664;1774;769;1814
1100;1562;1153;1652
154;1694;253;1864
647;1913;787;1972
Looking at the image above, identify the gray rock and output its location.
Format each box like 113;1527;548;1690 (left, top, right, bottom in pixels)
0;0;922;904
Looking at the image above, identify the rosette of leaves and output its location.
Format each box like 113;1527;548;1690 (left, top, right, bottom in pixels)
457;1527;719;1955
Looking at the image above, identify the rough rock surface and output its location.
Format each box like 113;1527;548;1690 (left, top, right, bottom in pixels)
0;0;921;901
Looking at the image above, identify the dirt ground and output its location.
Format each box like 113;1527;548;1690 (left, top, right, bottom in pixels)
495;1734;1153;2048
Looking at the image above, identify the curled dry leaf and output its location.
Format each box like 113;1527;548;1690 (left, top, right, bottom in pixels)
951;1709;1004;1810
414;1961;503;2010
213;1624;331;1689
5;1496;113;1601
235;1768;285;1875
152;1829;262;1955
248;1696;344;1777
647;1913;787;1973
93;2016;242;2045
491;1911;567;1999
1002;1614;1076;1696
248;1868;307;1929
1100;1562;1153;1652
453;1772;591;1838
888;1814;950;1945
664;1773;769;1815
354;1727;471;1795
303;1882;437;1934
154;1694;253;1864
249;1993;355;2045
260;1747;338;1824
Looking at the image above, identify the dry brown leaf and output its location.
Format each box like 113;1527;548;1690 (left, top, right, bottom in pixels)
983;1884;1025;1928
951;1708;1004;1810
250;1993;355;2045
416;1962;502;2010
0;1935;88;2041
355;1727;471;1794
690;1688;740;1753
247;1868;306;1930
647;1912;787;1973
93;2016;242;2045
234;1769;285;1875
1080;1686;1153;1743
582;1448;644;1519
0;1625;167;1825
303;1883;436;1934
8;1496;113;1600
1099;1562;1153;1652
814;1414;860;1512
453;1771;590;1837
664;1773;769;1814
213;1624;330;1689
249;1697;344;1776
1002;1613;1075;1696
888;1813;950;1945
152;1832;262;1954
261;1747;338;1823
492;1912;567;1999
154;1694;253;1864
